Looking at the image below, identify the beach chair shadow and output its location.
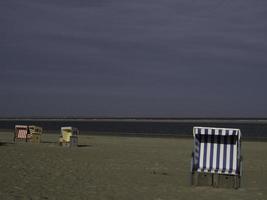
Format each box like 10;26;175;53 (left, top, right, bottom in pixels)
0;142;14;146
41;141;58;144
77;144;92;148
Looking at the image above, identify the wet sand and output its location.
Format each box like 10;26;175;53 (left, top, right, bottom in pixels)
0;132;266;199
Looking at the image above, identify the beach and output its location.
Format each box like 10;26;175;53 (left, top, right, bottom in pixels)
0;132;266;199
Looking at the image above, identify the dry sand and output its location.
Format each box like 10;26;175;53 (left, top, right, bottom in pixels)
0;132;266;200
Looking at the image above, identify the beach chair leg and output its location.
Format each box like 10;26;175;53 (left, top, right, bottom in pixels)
190;172;194;186
234;176;240;189
190;172;196;186
239;156;243;187
234;156;243;189
190;152;197;186
193;172;199;186
13;130;17;143
213;174;219;188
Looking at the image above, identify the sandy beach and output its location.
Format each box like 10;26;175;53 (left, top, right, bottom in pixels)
0;132;266;199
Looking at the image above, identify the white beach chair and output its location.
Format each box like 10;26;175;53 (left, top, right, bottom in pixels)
190;127;243;188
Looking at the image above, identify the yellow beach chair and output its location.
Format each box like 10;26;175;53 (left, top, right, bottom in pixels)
59;127;79;147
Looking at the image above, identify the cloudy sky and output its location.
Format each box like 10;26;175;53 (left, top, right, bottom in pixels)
1;0;267;117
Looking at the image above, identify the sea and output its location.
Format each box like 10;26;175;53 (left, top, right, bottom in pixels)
1;118;267;139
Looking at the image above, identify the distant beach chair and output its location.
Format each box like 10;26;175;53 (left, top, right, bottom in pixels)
59;127;79;147
14;125;31;142
14;125;43;143
29;125;43;143
190;127;243;189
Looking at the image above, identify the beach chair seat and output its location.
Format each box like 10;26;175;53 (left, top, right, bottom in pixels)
190;127;242;189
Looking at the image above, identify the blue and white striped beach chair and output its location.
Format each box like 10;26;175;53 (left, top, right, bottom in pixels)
190;127;243;188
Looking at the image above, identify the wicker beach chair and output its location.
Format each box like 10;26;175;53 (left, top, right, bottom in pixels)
29;126;43;143
190;127;243;189
59;127;79;147
14;125;31;142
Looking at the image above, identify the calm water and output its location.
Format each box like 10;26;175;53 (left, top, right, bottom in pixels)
1;119;267;138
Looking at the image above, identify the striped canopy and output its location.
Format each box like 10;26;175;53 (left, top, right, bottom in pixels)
193;127;241;175
193;126;241;139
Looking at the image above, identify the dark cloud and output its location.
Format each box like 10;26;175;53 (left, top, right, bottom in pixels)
1;0;267;117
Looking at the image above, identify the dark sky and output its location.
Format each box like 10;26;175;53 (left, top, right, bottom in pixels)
1;0;267;117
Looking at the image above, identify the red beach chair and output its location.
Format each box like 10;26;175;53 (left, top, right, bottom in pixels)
14;125;32;142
